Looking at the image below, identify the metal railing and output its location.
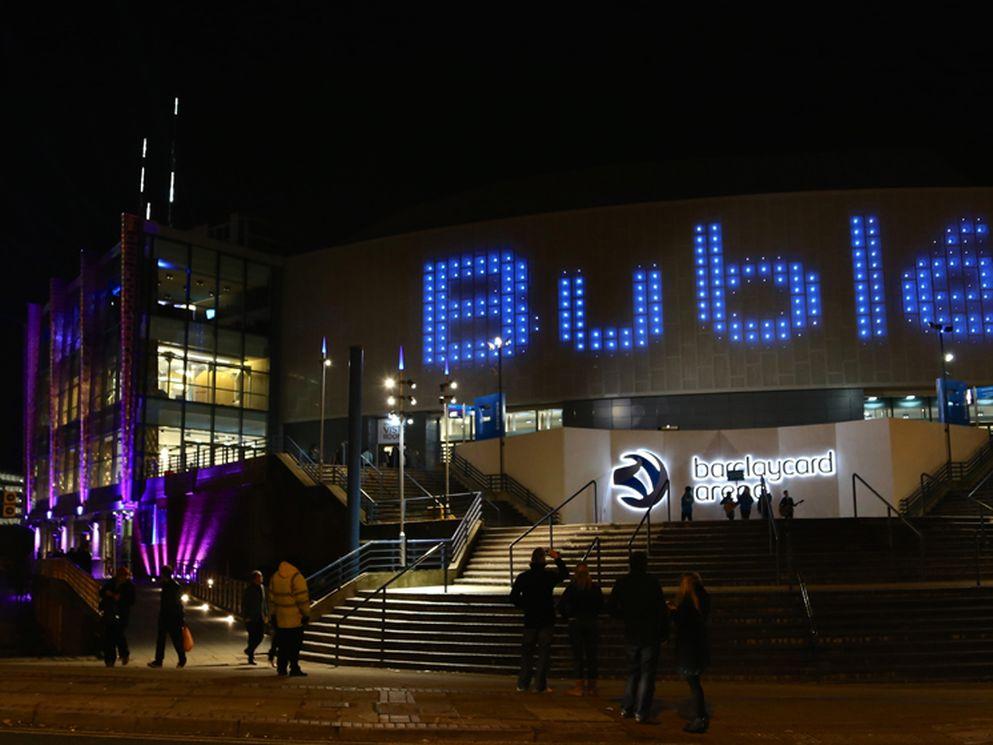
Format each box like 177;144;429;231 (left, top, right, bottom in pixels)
901;433;993;515
306;538;445;601
580;535;603;584
627;481;669;559
796;572;817;649
852;472;925;578
961;469;993;586
450;452;553;517
184;571;248;617
36;558;100;613
449;492;483;563
763;492;782;583
334;540;448;665
283;436;379;520
507;479;598;585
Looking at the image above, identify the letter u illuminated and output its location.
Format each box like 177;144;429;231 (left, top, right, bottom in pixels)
557;266;662;352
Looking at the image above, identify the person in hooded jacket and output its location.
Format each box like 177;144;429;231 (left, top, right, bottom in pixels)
510;547;568;692
558;562;603;696
99;565;135;667
670;572;711;734
269;559;311;677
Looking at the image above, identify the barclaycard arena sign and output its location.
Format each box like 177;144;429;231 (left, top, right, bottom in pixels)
611;449;838;509
690;450;837;503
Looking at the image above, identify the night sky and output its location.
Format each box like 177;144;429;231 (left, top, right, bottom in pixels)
3;3;993;471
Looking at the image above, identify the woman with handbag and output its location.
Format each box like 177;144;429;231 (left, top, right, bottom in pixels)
147;565;188;668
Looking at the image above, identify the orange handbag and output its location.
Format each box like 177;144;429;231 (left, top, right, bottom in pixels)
182;625;195;652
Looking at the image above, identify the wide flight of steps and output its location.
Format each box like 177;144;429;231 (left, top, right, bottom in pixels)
302;517;993;680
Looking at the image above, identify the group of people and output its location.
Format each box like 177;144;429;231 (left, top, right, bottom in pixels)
678;484;801;522
97;558;312;678
511;548;711;735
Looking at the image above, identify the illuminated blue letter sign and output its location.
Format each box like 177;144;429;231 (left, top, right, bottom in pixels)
422;251;531;368
900;217;993;340
850;215;888;340
558;266;662;352
694;222;821;343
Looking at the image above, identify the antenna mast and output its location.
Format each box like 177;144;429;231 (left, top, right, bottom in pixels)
167;96;179;226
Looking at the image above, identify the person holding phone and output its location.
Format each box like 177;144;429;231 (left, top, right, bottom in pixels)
510;547;568;692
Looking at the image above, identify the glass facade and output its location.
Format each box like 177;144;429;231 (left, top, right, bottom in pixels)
140;236;273;477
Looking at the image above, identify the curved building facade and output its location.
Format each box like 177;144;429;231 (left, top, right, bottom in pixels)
280;187;993;438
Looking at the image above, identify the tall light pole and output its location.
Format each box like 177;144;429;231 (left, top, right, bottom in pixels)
386;346;416;566
487;336;508;487
319;336;331;471
438;361;458;517
929;321;954;472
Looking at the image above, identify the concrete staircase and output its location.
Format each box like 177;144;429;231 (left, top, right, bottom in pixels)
301;517;993;680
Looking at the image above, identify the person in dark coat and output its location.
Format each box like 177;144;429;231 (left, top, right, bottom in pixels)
147;565;187;668
242;570;268;665
509;547;568;692
670;572;711;734
558;562;603;696
99;566;136;667
680;486;694;522
738;485;754;520
607;551;669;723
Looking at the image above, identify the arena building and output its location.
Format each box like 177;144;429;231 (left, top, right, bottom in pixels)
23;187;993;572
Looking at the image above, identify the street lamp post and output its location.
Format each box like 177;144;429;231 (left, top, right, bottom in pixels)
319;337;330;473
929;321;954;473
487;336;507;488
438;362;458;517
386;346;416;566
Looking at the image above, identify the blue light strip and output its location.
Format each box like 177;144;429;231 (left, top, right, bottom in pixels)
423;250;530;368
903;217;992;339
695;222;820;344
851;215;887;340
558;266;663;352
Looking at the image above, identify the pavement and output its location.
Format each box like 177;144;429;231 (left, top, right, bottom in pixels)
1;588;993;743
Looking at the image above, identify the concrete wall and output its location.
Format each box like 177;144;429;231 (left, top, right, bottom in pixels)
457;420;989;522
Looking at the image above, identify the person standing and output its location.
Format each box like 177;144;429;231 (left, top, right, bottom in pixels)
680;486;694;522
608;551;669;723
779;490;798;520
242;570;268;665
671;572;711;734
147;565;186;668
99;565;135;667
738;485;754;520
558;562;603;696
269;559;311;677
510;547;568;693
720;492;737;520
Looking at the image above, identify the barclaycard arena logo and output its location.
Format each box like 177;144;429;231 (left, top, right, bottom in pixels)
612;450;669;510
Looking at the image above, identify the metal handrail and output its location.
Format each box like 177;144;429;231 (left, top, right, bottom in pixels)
284;435;379;518
852;472;925;579
763;489;782;583
796;572;817;648
449;493;483;563
962;469;993;587
901;435;993;515
450;452;553;516
334;540;448;665
507;479;598;585
626;480;669;559
580;535;603;585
